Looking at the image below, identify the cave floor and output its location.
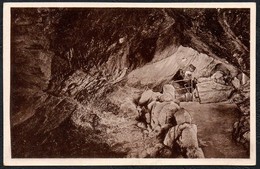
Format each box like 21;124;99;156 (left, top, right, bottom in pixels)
11;100;249;158
181;102;249;158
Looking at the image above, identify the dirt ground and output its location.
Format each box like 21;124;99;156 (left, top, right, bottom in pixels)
181;102;249;158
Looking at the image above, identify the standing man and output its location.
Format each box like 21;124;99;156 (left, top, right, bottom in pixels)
184;64;196;92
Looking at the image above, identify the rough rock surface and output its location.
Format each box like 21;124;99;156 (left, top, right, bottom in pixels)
177;124;199;148
10;8;250;157
197;80;234;103
139;89;162;105
231;82;250;150
174;108;192;125
127;45;238;88
136;85;204;158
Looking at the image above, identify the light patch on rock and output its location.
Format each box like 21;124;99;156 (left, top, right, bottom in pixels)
139;89;162;105
174;108;192;125
197;80;234;103
177;124;199;148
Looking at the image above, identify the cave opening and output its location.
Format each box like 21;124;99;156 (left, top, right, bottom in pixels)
10;7;250;158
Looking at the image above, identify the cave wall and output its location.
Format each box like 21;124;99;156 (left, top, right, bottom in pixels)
166;8;250;76
127;45;239;87
12;8;250;87
11;8;53;118
45;8;250;86
10;8;251;157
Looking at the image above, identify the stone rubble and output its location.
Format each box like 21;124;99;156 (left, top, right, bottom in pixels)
196;71;234;103
231;81;250;151
135;84;205;158
10;8;250;158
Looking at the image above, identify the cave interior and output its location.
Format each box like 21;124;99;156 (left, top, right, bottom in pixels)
10;8;250;158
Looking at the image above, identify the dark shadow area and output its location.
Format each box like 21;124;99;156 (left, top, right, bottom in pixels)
12;117;126;158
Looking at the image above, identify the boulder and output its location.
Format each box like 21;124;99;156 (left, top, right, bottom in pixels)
186;147;205;158
163;123;190;148
163;126;179;148
150;101;180;129
159;93;174;102
139;90;153;105
174;108;192;125
162;84;176;100
157;101;180;126
231;77;241;89
150;102;169;128
177;124;199;149
151;92;163;102
139;90;162;105
145;112;151;124
147;100;156;111
197;80;234;103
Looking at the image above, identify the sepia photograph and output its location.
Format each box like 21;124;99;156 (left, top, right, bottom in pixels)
3;2;256;166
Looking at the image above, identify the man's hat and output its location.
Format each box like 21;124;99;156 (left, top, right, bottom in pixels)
189;64;196;72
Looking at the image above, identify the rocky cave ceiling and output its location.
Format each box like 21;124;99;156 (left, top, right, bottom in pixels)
10;8;251;158
12;8;250;78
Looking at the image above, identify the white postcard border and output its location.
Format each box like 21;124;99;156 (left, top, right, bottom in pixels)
3;2;256;166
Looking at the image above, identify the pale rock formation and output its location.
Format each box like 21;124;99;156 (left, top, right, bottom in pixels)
139;90;162;105
174;108;192;125
197;80;234;103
